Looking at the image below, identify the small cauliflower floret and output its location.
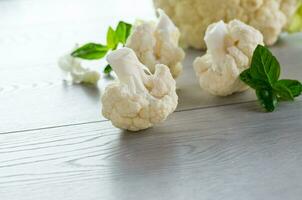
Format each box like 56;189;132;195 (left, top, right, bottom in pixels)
193;20;264;96
101;47;178;131
58;49;100;85
154;0;298;49
126;9;185;78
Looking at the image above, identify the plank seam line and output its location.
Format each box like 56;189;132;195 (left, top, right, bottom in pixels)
0;120;103;135
2;98;301;135
174;100;256;113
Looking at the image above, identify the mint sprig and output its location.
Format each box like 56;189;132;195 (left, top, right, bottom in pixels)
115;21;132;45
71;21;132;75
240;45;302;112
71;43;108;60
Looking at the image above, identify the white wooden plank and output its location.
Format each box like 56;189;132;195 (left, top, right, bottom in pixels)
1;0;301;133
1;34;302;133
0;100;301;200
1;1;302;200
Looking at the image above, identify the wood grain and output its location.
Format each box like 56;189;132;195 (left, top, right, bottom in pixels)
0;0;301;133
1;36;302;133
1;1;302;199
0;100;301;200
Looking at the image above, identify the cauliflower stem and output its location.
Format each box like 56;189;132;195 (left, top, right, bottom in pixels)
193;20;264;96
102;48;178;131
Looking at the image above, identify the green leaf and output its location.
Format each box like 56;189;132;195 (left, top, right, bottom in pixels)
276;79;302;98
273;81;294;101
256;89;278;112
107;27;118;50
71;21;132;76
115;21;132;45
71;43;108;60
240;45;302;112
240;68;269;90
250;45;280;86
104;64;112;75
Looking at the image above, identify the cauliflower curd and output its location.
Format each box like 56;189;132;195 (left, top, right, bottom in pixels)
193;20;264;96
126;9;185;78
58;49;100;85
154;0;298;49
101;48;178;131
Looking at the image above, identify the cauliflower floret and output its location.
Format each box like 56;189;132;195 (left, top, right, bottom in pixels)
101;47;178;131
126;9;185;78
193;20;264;96
154;0;298;49
58;48;100;85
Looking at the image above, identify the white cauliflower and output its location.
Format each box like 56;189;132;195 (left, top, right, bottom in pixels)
101;47;178;131
58;49;100;85
126;9;185;78
193;20;264;96
154;0;298;49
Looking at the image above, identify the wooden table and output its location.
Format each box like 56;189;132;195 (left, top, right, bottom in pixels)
0;0;301;199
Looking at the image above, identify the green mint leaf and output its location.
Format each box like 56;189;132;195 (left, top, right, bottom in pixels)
107;27;118;50
104;64;112;75
240;68;269;90
72;21;132;75
124;22;132;41
116;21;132;45
71;43;108;60
273;81;294;101
240;45;302;112
276;79;302;98
256;89;278;112
240;69;257;89
250;45;280;86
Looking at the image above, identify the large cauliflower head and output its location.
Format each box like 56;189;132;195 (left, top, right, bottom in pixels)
126;9;185;78
101;48;178;131
154;0;298;49
193;20;264;96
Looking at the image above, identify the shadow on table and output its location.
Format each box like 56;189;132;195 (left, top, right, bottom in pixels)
62;81;101;102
